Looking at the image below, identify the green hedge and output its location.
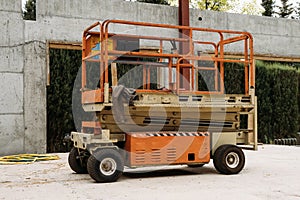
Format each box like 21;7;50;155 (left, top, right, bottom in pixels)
257;62;299;143
298;72;300;132
47;49;82;152
224;61;299;143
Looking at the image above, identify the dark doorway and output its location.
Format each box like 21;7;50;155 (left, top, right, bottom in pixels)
47;49;82;153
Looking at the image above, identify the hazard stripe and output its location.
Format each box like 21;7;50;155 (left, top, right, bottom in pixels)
139;132;210;137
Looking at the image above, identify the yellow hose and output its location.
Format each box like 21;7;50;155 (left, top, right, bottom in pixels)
0;154;60;165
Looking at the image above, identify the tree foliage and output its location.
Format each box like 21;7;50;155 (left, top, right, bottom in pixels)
135;0;265;14
137;0;169;5
261;0;276;16
277;0;294;18
295;2;300;19
23;0;36;20
143;0;233;11
196;0;234;11
241;0;264;15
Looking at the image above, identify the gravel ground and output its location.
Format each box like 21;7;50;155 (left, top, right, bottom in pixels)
1;145;300;200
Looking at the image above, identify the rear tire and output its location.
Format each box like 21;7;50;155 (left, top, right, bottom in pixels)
87;148;124;183
213;145;245;175
68;147;89;174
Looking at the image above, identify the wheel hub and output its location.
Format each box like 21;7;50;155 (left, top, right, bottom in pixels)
100;158;117;176
225;152;239;168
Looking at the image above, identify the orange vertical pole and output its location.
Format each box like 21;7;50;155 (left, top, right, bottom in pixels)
249;36;255;90
190;28;194;91
159;40;163;62
147;66;151;89
191;60;194;91
105;28;109;85
100;23;105;90
189;28;193;55
178;0;190;36
176;61;180;94
244;38;249;95
214;45;219;92
179;0;190;90
220;43;225;94
168;58;172;88
218;32;225;94
82;34;87;89
143;64;147;89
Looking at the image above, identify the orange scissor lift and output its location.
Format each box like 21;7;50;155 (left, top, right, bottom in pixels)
68;19;257;182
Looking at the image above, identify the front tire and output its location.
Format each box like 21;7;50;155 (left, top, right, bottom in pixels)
68;147;89;174
213;145;245;175
87;149;124;183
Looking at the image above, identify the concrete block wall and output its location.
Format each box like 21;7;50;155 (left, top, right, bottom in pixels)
0;1;26;155
0;0;299;155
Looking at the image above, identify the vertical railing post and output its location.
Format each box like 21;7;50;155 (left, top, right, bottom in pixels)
244;38;249;95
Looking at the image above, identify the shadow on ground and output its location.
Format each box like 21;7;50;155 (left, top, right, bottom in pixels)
122;166;218;179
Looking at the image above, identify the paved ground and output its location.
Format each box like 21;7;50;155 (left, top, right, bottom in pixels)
0;145;300;200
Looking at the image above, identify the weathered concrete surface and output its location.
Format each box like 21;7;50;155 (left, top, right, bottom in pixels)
0;145;299;199
0;46;24;73
0;73;23;114
0;0;300;155
24;41;47;153
194;10;300;58
0;0;25;155
36;0;300;58
0;115;24;155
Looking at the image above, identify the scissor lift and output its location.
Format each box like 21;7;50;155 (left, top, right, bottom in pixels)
68;20;257;182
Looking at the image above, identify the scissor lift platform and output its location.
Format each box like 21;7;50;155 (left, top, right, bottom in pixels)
68;19;257;182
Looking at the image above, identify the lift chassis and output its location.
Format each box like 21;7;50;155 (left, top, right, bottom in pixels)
68;20;257;182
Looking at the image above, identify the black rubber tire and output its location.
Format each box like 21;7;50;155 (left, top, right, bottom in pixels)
68;147;88;174
87;149;124;183
213;145;245;175
187;164;205;168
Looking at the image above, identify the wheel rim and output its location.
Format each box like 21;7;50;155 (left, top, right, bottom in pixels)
99;158;117;176
225;152;239;169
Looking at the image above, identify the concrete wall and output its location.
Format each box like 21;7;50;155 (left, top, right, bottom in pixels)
0;1;26;155
34;0;300;58
0;0;299;155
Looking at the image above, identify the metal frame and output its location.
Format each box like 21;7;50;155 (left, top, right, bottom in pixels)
81;20;254;101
